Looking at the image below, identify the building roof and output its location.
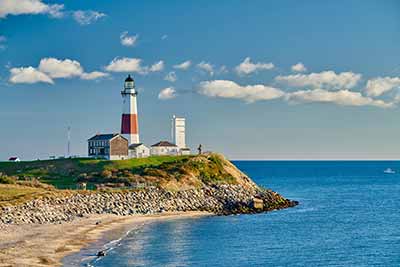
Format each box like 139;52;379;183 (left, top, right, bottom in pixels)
129;143;147;149
125;74;134;82
88;133;122;141
151;141;177;147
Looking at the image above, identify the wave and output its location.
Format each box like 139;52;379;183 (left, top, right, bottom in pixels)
81;227;139;267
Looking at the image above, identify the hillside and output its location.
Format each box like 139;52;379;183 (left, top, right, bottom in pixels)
0;153;298;224
0;153;255;191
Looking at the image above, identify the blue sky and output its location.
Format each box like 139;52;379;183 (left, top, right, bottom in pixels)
1;0;400;160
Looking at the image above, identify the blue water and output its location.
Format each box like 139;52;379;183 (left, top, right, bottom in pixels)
74;161;400;266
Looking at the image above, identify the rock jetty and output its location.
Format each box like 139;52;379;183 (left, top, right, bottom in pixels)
0;185;297;225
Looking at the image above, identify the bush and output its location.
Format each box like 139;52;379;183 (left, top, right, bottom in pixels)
17;179;55;189
101;170;112;179
0;174;16;184
78;173;88;179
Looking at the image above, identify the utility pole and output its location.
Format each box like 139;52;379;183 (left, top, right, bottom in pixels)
67;126;71;158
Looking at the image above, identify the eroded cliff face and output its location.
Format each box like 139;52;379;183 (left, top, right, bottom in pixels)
0;154;298;225
139;153;259;191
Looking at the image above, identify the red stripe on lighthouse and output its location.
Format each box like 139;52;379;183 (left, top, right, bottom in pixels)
121;114;138;134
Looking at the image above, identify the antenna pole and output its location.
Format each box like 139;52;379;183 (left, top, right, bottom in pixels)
67;126;71;158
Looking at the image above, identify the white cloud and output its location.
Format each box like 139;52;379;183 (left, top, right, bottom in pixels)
164;71;177;82
149;60;164;72
285;88;393;108
174;60;191;70
158;87;176;100
197;61;214;76
198;80;284;103
72;10;105;25
9;66;53;84
120;31;138;47
38;58;83;78
235;57;274;75
198;79;393;108
276;71;361;90
291;62;307;72
105;57;143;73
9;57;107;84
80;71;109;80
105;57;163;74
364;77;400;97
0;0;64;18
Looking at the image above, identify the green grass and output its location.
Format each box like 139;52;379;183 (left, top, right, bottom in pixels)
0;155;192;189
0;154;240;191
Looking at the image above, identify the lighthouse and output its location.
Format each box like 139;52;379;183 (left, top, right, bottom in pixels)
121;75;139;145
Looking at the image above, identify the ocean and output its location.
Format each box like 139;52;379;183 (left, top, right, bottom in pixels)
64;160;400;266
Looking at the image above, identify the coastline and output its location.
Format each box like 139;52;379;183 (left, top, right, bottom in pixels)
0;211;211;267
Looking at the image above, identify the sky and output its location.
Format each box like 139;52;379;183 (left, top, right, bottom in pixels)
1;0;400;160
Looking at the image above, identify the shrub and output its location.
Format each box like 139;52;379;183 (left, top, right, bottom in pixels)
17;179;55;189
0;174;16;184
109;168;118;174
101;170;112;179
78;173;88;179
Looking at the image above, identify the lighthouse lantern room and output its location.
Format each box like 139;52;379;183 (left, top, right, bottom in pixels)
121;75;140;145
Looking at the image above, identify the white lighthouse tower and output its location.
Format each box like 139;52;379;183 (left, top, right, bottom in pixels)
121;75;139;145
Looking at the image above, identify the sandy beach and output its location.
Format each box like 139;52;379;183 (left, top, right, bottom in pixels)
0;211;211;267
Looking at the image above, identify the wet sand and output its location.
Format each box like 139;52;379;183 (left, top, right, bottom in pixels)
0;211;211;267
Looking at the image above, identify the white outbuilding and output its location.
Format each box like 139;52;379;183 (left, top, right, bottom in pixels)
8;157;20;162
151;141;179;156
129;143;150;158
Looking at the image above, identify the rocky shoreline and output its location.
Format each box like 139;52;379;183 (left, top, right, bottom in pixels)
0;184;298;225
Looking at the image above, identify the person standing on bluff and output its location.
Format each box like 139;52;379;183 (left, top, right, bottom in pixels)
198;144;202;155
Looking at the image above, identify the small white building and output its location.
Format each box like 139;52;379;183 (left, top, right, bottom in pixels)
180;148;191;155
8;157;20;162
129;143;150;158
151;141;179;156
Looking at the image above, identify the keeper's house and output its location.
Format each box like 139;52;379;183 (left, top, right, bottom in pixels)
88;134;128;160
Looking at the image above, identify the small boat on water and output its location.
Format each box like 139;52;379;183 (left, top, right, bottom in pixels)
383;168;396;174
